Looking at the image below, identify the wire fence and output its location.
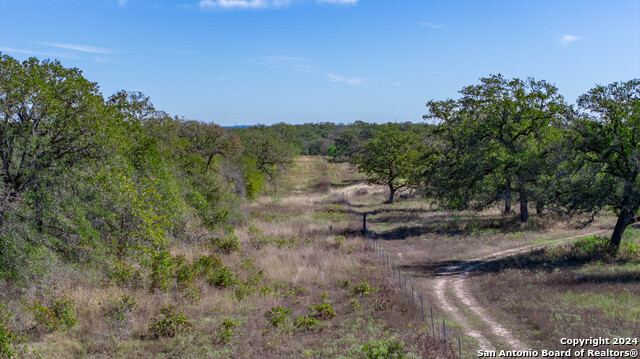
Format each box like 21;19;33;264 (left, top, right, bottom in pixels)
338;192;467;359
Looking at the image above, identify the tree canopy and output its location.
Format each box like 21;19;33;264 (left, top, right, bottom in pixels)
350;125;425;204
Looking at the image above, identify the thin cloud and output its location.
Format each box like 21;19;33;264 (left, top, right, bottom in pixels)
317;0;357;4
420;22;443;29
558;34;581;46
250;55;312;72
199;0;291;9
37;42;114;54
0;46;79;60
199;0;356;9
327;74;362;86
118;0;128;6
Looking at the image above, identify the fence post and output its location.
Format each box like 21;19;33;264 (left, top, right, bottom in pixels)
362;213;367;235
420;295;424;321
411;285;414;303
398;270;401;288
443;319;447;352
404;274;407;291
430;306;434;336
459;337;462;359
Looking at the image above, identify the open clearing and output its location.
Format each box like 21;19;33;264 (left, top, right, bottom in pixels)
337;178;640;357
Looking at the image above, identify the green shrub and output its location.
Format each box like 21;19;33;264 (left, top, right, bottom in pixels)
309;302;336;319
294;315;322;332
350;298;362;312
359;338;405;359
212;232;241;254
572;235;609;257
0;305;15;358
150;250;174;292
174;255;195;291
264;306;292;328
619;240;640;260
207;265;236;288
148;304;193;338
282;285;307;297
234;283;252;301
239;257;264;286
30;297;77;333
352;278;379;295
194;254;223;277
218;317;240;343
338;279;352;288
109;259;142;288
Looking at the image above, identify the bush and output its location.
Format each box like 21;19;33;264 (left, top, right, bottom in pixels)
350;298;362;312
264;306;291;328
0;305;15;358
359;338;405;359
207;265;236;288
309;302;336;319
619;240;640;260
150;250;174;292
174;255;196;292
572;235;609;257
212;232;241;254
30;297;77;333
352;278;379;295
294;315;322;332
109;259;143;288
218;317;240;343
194;254;223;277
234;283;252;301
148;304;193;338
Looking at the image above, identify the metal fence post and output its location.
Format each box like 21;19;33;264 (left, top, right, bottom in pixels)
362;213;367;235
443;319;447;352
430;306;434;336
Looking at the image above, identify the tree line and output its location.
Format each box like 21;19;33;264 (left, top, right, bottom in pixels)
348;74;640;256
1;52;638;285
0;53;298;283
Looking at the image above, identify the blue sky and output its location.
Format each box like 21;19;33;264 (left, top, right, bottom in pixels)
1;0;639;126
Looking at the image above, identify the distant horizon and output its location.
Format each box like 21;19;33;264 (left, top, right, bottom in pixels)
2;0;638;126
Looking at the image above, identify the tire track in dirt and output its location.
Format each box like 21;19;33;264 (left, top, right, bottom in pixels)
434;231;608;352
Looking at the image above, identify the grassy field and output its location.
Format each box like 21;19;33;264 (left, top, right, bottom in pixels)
342;181;640;357
9;156;639;358
10;156;452;358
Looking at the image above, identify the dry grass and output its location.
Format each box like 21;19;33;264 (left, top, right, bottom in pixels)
7;156;453;358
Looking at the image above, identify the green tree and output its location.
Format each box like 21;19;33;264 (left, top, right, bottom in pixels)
351;126;425;204
565;79;640;254
0;54;109;219
178;120;242;174
237;125;295;179
425;75;569;222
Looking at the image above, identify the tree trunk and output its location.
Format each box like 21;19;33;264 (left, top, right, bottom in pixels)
519;183;528;223
536;202;544;215
610;206;636;254
388;183;395;204
503;187;512;215
205;154;215;174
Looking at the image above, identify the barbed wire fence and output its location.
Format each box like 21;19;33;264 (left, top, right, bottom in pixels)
336;192;466;359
